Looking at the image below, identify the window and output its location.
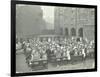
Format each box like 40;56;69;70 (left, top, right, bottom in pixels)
65;28;69;36
71;28;76;36
78;28;83;37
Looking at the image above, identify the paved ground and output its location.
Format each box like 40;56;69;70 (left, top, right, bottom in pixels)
16;53;95;73
16;54;31;73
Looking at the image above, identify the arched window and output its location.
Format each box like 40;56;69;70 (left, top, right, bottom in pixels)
71;28;76;36
78;28;83;37
65;28;69;36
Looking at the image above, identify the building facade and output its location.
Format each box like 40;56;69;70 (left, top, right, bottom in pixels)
54;7;95;40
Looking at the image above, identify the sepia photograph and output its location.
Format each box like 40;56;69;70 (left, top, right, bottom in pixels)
11;0;97;76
